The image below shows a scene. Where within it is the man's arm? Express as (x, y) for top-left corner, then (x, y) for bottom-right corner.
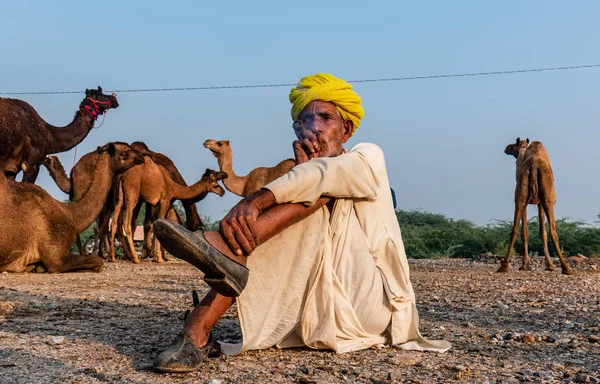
(264, 142), (385, 206)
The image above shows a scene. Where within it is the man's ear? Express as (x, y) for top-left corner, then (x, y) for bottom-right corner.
(342, 120), (354, 142)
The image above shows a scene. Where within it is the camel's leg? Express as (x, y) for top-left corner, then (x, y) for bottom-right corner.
(542, 202), (574, 275)
(75, 235), (85, 256)
(126, 201), (142, 260)
(519, 212), (531, 271)
(21, 164), (40, 184)
(109, 199), (124, 263)
(538, 204), (554, 271)
(44, 253), (104, 273)
(142, 202), (153, 259)
(498, 203), (526, 273)
(96, 207), (112, 258)
(152, 202), (170, 263)
(122, 199), (141, 264)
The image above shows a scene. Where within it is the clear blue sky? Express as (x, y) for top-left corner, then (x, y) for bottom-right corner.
(2, 1), (599, 225)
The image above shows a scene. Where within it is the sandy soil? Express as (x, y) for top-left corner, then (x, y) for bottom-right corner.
(1, 257), (599, 384)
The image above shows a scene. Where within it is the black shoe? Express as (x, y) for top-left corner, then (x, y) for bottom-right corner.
(153, 333), (217, 373)
(153, 219), (249, 297)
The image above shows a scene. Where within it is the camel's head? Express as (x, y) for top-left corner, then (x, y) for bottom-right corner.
(42, 155), (64, 173)
(504, 137), (530, 159)
(83, 86), (119, 113)
(130, 141), (153, 157)
(202, 168), (228, 197)
(203, 139), (230, 158)
(97, 142), (145, 174)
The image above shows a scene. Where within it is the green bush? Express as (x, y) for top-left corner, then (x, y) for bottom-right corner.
(397, 209), (600, 259)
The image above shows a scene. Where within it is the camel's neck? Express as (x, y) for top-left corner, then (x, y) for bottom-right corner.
(47, 110), (94, 154)
(169, 176), (214, 201)
(217, 150), (247, 195)
(44, 162), (71, 195)
(64, 154), (114, 233)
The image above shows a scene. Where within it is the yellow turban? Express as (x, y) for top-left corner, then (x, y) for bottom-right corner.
(289, 73), (364, 136)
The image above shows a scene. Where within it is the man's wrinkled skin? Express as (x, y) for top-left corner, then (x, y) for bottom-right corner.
(179, 100), (354, 355)
(218, 100), (353, 257)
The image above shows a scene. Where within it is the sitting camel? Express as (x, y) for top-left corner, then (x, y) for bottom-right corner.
(111, 154), (227, 263)
(0, 87), (118, 183)
(42, 155), (130, 258)
(0, 142), (144, 273)
(499, 137), (573, 275)
(203, 139), (295, 197)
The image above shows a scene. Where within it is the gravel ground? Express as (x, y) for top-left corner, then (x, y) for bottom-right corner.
(0, 257), (599, 384)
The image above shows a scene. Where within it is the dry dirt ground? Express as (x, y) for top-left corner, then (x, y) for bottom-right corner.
(1, 257), (599, 384)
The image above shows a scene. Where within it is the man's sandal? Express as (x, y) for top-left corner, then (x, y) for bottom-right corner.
(153, 219), (249, 297)
(153, 332), (219, 373)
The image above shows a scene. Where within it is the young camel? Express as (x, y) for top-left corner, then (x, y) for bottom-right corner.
(203, 139), (295, 197)
(499, 137), (573, 275)
(130, 142), (204, 231)
(111, 155), (227, 263)
(0, 142), (144, 273)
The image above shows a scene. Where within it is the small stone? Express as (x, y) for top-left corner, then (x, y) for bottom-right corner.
(48, 336), (65, 345)
(205, 380), (222, 384)
(588, 335), (600, 343)
(574, 373), (590, 383)
(503, 332), (515, 340)
(564, 359), (585, 365)
(522, 334), (535, 343)
(533, 371), (553, 380)
(297, 376), (316, 384)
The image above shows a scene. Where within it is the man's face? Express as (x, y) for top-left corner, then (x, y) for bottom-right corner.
(294, 100), (353, 158)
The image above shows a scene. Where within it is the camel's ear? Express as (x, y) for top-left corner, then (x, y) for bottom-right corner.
(225, 140), (230, 145)
(107, 143), (116, 156)
(526, 138), (530, 144)
(218, 171), (228, 180)
(86, 89), (92, 97)
(516, 137), (521, 144)
(97, 86), (103, 93)
(96, 146), (103, 154)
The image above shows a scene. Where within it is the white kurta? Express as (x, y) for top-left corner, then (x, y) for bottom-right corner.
(222, 142), (451, 355)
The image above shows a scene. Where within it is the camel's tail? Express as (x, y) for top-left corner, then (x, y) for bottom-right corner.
(528, 165), (539, 204)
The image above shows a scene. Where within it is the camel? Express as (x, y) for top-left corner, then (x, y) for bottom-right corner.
(42, 155), (127, 257)
(0, 142), (144, 273)
(0, 87), (118, 183)
(203, 139), (295, 197)
(130, 141), (204, 231)
(111, 154), (227, 263)
(43, 151), (185, 261)
(498, 137), (573, 275)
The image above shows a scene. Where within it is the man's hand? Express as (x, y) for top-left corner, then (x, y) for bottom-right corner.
(219, 189), (277, 256)
(293, 120), (320, 162)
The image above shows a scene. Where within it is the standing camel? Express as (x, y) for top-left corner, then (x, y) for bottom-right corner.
(203, 139), (295, 197)
(111, 154), (227, 263)
(0, 142), (144, 273)
(0, 87), (118, 183)
(498, 137), (573, 275)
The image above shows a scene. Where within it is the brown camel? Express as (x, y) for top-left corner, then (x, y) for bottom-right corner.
(0, 142), (144, 273)
(43, 152), (184, 261)
(203, 139), (295, 197)
(498, 137), (573, 275)
(0, 87), (118, 183)
(130, 141), (204, 231)
(42, 155), (126, 257)
(111, 154), (227, 263)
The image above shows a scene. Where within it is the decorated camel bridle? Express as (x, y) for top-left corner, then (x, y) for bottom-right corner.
(73, 92), (117, 170)
(79, 93), (116, 129)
